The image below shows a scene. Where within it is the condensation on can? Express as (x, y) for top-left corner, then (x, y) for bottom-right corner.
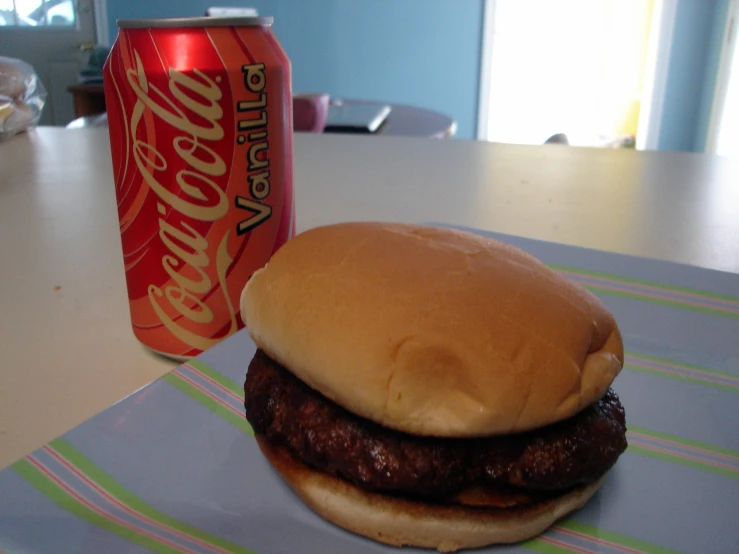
(103, 16), (295, 360)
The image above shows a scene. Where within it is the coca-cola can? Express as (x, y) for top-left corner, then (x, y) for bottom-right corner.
(103, 17), (295, 360)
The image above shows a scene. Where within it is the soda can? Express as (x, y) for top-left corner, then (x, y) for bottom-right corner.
(103, 17), (295, 360)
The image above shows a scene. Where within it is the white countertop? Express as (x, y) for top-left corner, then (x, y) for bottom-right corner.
(1, 127), (738, 469)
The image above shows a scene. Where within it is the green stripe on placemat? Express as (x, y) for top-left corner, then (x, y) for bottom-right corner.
(627, 352), (739, 380)
(163, 372), (254, 435)
(523, 539), (575, 554)
(49, 439), (256, 553)
(626, 424), (739, 480)
(523, 523), (678, 554)
(628, 426), (739, 459)
(556, 520), (681, 554)
(13, 458), (182, 554)
(624, 351), (739, 393)
(550, 264), (739, 303)
(626, 445), (737, 479)
(624, 363), (738, 393)
(549, 264), (739, 319)
(585, 286), (738, 319)
(188, 358), (247, 397)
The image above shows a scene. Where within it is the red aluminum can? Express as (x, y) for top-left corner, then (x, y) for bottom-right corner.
(103, 17), (295, 360)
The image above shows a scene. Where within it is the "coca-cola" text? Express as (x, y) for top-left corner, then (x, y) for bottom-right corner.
(126, 50), (239, 351)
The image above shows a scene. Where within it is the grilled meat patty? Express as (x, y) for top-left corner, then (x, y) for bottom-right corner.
(245, 349), (627, 499)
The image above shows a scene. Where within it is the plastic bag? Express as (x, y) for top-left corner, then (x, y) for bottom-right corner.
(0, 56), (47, 140)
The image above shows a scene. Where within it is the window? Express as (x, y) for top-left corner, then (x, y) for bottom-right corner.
(0, 0), (76, 27)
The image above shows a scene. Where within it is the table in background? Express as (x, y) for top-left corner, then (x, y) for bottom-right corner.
(1, 128), (738, 469)
(66, 83), (106, 118)
(65, 99), (457, 138)
(323, 99), (457, 138)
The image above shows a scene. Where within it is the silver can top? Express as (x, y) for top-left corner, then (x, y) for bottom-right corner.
(117, 16), (273, 29)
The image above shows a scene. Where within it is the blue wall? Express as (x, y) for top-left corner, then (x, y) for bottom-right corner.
(105, 0), (484, 139)
(693, 0), (731, 152)
(658, 0), (730, 152)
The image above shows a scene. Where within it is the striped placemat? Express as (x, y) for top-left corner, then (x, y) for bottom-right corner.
(1, 226), (737, 553)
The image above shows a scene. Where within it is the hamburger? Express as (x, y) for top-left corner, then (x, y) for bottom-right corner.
(240, 222), (626, 552)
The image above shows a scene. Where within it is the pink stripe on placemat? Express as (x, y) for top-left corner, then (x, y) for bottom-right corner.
(174, 371), (243, 417)
(568, 279), (739, 316)
(555, 526), (651, 553)
(43, 446), (236, 554)
(540, 535), (594, 553)
(561, 270), (739, 307)
(27, 456), (199, 554)
(183, 363), (244, 403)
(627, 432), (739, 464)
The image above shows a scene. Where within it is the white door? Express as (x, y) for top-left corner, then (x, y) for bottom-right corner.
(0, 0), (96, 125)
(706, 0), (739, 157)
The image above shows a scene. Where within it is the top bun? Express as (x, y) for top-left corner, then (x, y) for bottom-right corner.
(241, 222), (623, 437)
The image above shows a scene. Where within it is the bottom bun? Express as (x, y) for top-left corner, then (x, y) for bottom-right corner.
(256, 436), (605, 552)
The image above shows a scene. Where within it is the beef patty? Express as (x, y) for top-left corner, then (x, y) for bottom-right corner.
(245, 349), (627, 499)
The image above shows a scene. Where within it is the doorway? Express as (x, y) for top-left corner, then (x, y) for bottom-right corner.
(478, 0), (656, 147)
(706, 0), (739, 157)
(0, 0), (97, 125)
